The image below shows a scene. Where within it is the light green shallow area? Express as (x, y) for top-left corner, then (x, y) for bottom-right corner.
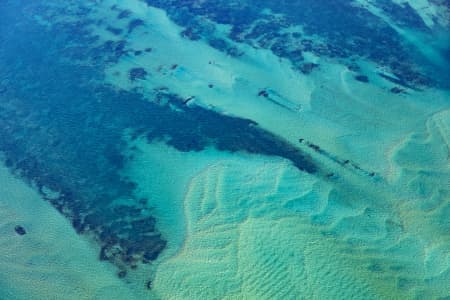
(0, 163), (145, 300)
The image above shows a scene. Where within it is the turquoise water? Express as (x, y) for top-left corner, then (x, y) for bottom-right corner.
(0, 0), (449, 299)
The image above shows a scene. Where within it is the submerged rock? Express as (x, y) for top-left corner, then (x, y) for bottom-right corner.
(14, 225), (27, 235)
(258, 90), (269, 97)
(117, 270), (127, 278)
(390, 86), (405, 94)
(355, 75), (369, 83)
(128, 19), (144, 33)
(146, 280), (152, 290)
(299, 62), (319, 74)
(106, 26), (122, 35)
(117, 10), (131, 20)
(129, 68), (148, 81)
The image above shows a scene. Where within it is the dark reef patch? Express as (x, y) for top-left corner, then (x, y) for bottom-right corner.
(0, 0), (316, 274)
(117, 270), (127, 278)
(129, 67), (148, 81)
(106, 26), (122, 35)
(14, 225), (27, 236)
(146, 280), (152, 290)
(128, 18), (144, 33)
(117, 9), (131, 19)
(299, 62), (319, 74)
(378, 72), (416, 90)
(93, 39), (128, 63)
(299, 138), (377, 179)
(390, 87), (405, 94)
(355, 75), (369, 83)
(258, 90), (269, 97)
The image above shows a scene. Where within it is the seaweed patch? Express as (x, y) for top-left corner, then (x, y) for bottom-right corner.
(129, 67), (148, 81)
(128, 18), (144, 33)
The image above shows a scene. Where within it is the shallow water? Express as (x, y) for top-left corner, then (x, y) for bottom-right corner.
(0, 0), (449, 299)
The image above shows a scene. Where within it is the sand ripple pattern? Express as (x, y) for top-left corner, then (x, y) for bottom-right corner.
(152, 159), (409, 299)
